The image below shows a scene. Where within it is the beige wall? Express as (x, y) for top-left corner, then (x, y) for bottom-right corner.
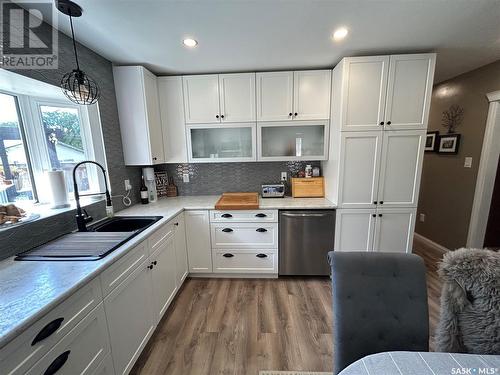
(416, 60), (500, 250)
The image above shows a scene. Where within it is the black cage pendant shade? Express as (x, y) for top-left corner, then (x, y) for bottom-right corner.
(57, 0), (100, 105)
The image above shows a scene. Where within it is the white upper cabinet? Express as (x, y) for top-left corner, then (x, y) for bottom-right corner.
(183, 73), (256, 124)
(183, 74), (220, 123)
(373, 208), (416, 253)
(340, 56), (389, 131)
(338, 131), (382, 208)
(293, 70), (331, 120)
(219, 73), (256, 122)
(113, 65), (165, 165)
(384, 54), (436, 130)
(158, 76), (188, 163)
(377, 130), (425, 207)
(257, 70), (331, 122)
(256, 71), (294, 121)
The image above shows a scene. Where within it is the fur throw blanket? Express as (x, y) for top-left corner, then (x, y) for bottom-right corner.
(436, 248), (500, 354)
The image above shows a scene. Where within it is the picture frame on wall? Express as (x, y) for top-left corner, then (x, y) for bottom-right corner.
(425, 131), (439, 152)
(438, 134), (461, 154)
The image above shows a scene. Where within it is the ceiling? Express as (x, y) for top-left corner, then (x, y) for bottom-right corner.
(46, 0), (500, 83)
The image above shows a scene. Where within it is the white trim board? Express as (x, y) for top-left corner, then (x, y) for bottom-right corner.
(413, 232), (449, 254)
(467, 90), (500, 248)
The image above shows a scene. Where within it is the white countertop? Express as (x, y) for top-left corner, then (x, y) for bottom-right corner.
(0, 195), (335, 348)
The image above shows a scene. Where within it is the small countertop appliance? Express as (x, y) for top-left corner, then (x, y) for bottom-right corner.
(261, 183), (285, 198)
(142, 167), (158, 203)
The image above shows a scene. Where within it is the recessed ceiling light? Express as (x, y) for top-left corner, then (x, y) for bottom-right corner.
(183, 38), (198, 48)
(333, 27), (348, 41)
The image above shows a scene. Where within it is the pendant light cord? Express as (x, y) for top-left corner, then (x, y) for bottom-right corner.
(68, 12), (80, 71)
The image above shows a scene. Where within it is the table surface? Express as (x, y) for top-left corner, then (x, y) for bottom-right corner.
(339, 351), (500, 375)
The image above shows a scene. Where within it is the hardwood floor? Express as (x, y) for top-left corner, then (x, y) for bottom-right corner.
(132, 247), (444, 375)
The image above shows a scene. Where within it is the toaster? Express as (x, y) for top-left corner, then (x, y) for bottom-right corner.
(261, 183), (285, 198)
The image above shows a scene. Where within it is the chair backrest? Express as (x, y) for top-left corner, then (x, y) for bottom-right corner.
(436, 247), (500, 354)
(328, 251), (429, 374)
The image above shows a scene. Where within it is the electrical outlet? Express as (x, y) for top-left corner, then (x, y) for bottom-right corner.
(419, 213), (426, 222)
(183, 173), (190, 183)
(124, 179), (132, 191)
(281, 172), (287, 181)
(464, 157), (473, 168)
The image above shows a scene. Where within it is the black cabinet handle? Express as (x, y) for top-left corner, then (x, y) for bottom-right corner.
(386, 121), (391, 125)
(255, 213), (267, 218)
(379, 201), (384, 204)
(222, 228), (233, 233)
(32, 318), (64, 346)
(379, 214), (383, 217)
(174, 222), (179, 226)
(147, 264), (153, 270)
(153, 157), (157, 161)
(223, 253), (234, 258)
(294, 112), (298, 116)
(216, 115), (219, 119)
(43, 350), (70, 375)
(379, 121), (384, 126)
(373, 201), (378, 205)
(372, 214), (376, 217)
(221, 115), (225, 119)
(289, 112), (293, 116)
(221, 213), (232, 218)
(152, 261), (157, 265)
(256, 253), (267, 258)
(256, 228), (267, 233)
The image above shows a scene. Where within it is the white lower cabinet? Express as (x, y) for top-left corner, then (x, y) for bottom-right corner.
(173, 214), (189, 286)
(150, 233), (177, 322)
(335, 208), (416, 253)
(185, 210), (213, 273)
(91, 354), (115, 375)
(103, 259), (155, 375)
(26, 304), (110, 375)
(212, 250), (277, 273)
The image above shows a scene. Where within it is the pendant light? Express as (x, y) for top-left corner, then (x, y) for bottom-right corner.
(57, 0), (100, 105)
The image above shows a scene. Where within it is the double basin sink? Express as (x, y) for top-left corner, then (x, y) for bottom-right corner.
(15, 216), (163, 261)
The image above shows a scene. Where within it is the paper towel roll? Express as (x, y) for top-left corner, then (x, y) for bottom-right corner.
(47, 170), (70, 209)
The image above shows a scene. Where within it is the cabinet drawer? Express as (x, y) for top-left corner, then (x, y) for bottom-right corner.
(210, 210), (278, 223)
(213, 250), (277, 273)
(148, 220), (175, 251)
(0, 278), (102, 375)
(100, 241), (148, 297)
(26, 303), (110, 375)
(211, 223), (278, 248)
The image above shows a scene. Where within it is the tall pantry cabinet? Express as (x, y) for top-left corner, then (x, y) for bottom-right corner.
(326, 53), (436, 253)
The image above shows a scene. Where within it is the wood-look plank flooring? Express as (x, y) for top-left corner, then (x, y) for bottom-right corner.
(132, 247), (443, 375)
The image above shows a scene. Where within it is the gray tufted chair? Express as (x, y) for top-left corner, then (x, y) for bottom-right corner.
(328, 251), (429, 375)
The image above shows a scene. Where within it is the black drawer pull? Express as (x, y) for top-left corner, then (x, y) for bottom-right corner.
(32, 317), (64, 346)
(256, 254), (267, 258)
(43, 350), (70, 375)
(223, 253), (234, 258)
(255, 213), (267, 218)
(256, 228), (267, 232)
(222, 228), (233, 233)
(221, 214), (232, 218)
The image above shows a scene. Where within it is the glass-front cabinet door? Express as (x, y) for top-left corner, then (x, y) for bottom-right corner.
(187, 123), (256, 162)
(258, 121), (329, 161)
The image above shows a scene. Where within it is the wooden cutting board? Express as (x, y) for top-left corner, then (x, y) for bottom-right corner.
(215, 192), (259, 210)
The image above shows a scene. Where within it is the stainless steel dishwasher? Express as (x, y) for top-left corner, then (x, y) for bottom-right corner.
(279, 210), (335, 276)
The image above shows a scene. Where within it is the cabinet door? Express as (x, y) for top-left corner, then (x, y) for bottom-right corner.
(373, 208), (416, 253)
(185, 210), (212, 273)
(187, 123), (256, 162)
(384, 54), (435, 130)
(104, 260), (155, 375)
(173, 214), (189, 286)
(219, 73), (256, 122)
(256, 71), (294, 121)
(338, 131), (382, 208)
(183, 75), (220, 123)
(335, 209), (376, 251)
(151, 234), (177, 322)
(377, 130), (425, 207)
(158, 76), (188, 163)
(143, 70), (165, 164)
(341, 56), (389, 131)
(293, 70), (331, 120)
(258, 121), (328, 161)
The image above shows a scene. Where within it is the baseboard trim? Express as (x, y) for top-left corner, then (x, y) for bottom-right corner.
(413, 233), (449, 254)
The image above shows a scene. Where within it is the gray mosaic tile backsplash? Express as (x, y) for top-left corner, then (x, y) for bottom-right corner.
(156, 161), (321, 196)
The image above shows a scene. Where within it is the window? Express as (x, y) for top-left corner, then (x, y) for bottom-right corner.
(0, 92), (36, 205)
(0, 72), (106, 208)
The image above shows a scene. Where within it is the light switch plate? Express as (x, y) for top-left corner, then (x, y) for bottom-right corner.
(464, 157), (473, 168)
(419, 213), (426, 222)
(281, 172), (287, 181)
